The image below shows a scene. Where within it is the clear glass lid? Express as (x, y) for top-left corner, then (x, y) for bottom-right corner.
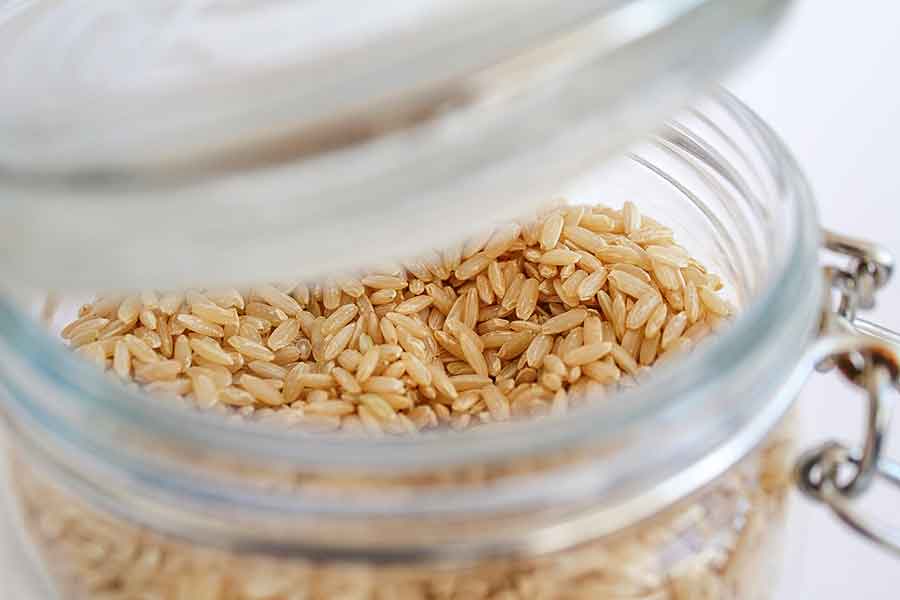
(0, 0), (791, 288)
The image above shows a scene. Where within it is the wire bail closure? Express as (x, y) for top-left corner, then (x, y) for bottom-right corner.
(796, 229), (900, 556)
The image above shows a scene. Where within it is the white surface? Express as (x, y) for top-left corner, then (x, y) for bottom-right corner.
(729, 0), (900, 597)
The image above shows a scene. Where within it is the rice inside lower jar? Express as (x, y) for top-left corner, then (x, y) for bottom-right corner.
(8, 199), (796, 600)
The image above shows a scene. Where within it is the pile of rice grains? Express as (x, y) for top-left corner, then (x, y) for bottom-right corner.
(62, 202), (732, 435)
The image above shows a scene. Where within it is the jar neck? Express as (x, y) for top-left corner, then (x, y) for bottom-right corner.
(0, 93), (822, 561)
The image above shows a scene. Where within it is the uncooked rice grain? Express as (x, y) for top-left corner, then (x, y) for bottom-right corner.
(661, 312), (689, 350)
(563, 342), (613, 367)
(698, 285), (732, 317)
(227, 336), (276, 362)
(247, 360), (289, 380)
(483, 224), (521, 258)
(134, 360), (182, 383)
(362, 376), (405, 395)
(125, 334), (160, 363)
(176, 313), (225, 337)
(191, 302), (239, 327)
(540, 213), (565, 250)
(239, 375), (284, 407)
(116, 295), (141, 325)
(538, 248), (581, 266)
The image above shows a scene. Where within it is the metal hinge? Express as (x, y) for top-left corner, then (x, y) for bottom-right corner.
(795, 229), (900, 555)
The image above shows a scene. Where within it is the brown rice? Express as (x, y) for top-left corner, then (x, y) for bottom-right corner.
(30, 201), (765, 600)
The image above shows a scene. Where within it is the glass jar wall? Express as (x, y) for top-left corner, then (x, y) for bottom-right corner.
(0, 93), (821, 599)
(7, 426), (794, 600)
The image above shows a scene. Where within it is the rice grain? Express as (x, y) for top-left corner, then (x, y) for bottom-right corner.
(540, 213), (565, 250)
(538, 249), (582, 266)
(135, 360), (182, 383)
(268, 319), (301, 351)
(563, 342), (613, 367)
(189, 337), (234, 366)
(661, 312), (689, 350)
(176, 314), (224, 338)
(541, 309), (588, 335)
(698, 287), (731, 317)
(227, 336), (276, 362)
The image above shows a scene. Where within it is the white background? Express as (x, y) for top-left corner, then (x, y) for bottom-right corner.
(729, 0), (900, 597)
(3, 0), (900, 597)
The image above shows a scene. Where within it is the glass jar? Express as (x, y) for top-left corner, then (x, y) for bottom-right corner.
(2, 2), (899, 600)
(0, 93), (828, 599)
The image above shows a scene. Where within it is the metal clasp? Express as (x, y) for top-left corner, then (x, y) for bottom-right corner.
(823, 229), (894, 318)
(796, 229), (900, 555)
